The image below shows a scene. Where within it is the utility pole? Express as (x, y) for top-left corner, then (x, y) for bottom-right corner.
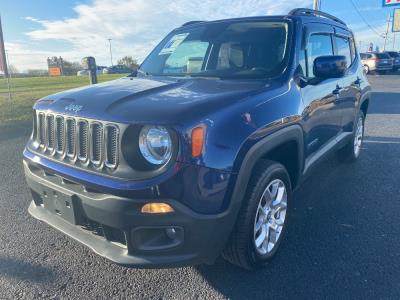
(0, 15), (11, 100)
(383, 12), (391, 51)
(5, 50), (11, 78)
(5, 51), (11, 100)
(107, 38), (113, 66)
(313, 0), (319, 11)
(393, 32), (396, 50)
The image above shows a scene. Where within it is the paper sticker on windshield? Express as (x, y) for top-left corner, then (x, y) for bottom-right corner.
(159, 33), (189, 55)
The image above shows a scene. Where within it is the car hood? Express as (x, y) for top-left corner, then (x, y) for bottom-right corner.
(34, 76), (279, 124)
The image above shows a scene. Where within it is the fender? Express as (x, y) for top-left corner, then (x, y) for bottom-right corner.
(227, 125), (304, 216)
(354, 89), (371, 133)
(359, 90), (371, 112)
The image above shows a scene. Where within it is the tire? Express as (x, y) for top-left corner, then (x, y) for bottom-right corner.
(338, 111), (365, 163)
(222, 160), (292, 270)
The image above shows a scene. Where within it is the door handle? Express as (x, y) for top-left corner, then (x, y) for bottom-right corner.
(354, 77), (362, 85)
(333, 84), (343, 95)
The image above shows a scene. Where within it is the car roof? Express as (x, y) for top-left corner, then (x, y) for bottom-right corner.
(179, 8), (349, 31)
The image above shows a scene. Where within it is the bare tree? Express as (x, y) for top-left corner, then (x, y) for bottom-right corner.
(117, 56), (139, 69)
(26, 69), (48, 77)
(62, 60), (81, 75)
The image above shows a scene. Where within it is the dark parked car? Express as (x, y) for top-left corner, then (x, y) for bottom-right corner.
(103, 64), (134, 74)
(24, 8), (371, 270)
(383, 51), (400, 70)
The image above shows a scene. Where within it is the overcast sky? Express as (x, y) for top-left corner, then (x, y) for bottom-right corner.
(2, 0), (398, 72)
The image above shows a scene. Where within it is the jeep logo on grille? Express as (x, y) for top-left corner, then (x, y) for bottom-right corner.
(64, 104), (83, 113)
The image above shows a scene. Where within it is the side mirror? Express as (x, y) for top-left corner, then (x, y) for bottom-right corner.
(313, 55), (347, 79)
(129, 69), (138, 77)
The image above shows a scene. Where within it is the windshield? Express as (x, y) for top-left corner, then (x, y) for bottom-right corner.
(139, 21), (290, 79)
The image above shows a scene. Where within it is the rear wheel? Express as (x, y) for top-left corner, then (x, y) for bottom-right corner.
(338, 111), (365, 162)
(222, 160), (291, 270)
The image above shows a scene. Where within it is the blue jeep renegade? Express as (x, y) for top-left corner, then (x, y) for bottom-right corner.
(23, 8), (371, 269)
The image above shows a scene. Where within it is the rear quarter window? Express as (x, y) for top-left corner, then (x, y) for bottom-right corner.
(335, 36), (352, 67)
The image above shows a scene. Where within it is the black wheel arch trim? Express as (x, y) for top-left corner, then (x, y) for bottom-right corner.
(355, 90), (371, 132)
(228, 125), (304, 216)
(359, 91), (371, 112)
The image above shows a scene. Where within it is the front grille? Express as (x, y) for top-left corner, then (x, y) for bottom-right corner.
(80, 216), (127, 248)
(55, 116), (65, 154)
(46, 115), (55, 151)
(38, 113), (46, 147)
(78, 121), (89, 162)
(105, 126), (119, 168)
(66, 119), (76, 158)
(33, 111), (120, 170)
(91, 123), (103, 166)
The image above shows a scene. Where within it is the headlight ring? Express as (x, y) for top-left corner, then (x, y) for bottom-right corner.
(139, 126), (173, 165)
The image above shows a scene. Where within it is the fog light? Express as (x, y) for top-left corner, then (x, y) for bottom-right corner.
(141, 203), (174, 214)
(165, 227), (177, 239)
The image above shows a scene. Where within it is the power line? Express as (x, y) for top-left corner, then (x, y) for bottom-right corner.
(349, 0), (386, 39)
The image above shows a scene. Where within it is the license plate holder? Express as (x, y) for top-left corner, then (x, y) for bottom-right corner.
(42, 188), (78, 225)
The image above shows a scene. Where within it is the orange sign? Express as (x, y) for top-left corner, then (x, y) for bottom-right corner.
(48, 67), (61, 76)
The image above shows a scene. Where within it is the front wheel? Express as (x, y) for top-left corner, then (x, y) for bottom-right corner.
(338, 111), (365, 162)
(222, 160), (291, 270)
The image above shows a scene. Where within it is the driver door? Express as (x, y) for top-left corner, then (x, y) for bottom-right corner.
(300, 24), (343, 160)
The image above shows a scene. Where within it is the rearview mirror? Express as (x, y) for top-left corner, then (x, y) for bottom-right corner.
(313, 55), (347, 79)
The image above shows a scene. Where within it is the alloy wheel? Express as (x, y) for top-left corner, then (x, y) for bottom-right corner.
(354, 115), (364, 157)
(253, 179), (287, 255)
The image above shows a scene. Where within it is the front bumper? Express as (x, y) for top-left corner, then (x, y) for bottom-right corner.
(24, 159), (236, 267)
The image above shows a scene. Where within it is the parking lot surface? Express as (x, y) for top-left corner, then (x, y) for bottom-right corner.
(0, 75), (399, 299)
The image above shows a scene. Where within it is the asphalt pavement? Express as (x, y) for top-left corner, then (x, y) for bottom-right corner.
(0, 74), (400, 299)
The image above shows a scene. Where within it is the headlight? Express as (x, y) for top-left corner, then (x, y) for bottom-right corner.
(139, 126), (172, 165)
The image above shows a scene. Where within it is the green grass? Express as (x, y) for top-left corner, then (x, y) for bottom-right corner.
(0, 74), (127, 124)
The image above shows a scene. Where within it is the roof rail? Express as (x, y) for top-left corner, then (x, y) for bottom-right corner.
(181, 21), (205, 27)
(289, 8), (347, 26)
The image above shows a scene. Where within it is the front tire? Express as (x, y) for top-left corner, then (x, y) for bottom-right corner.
(222, 160), (291, 270)
(338, 111), (365, 162)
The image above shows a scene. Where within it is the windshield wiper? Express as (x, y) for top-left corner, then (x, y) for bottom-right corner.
(187, 73), (221, 79)
(136, 69), (150, 77)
